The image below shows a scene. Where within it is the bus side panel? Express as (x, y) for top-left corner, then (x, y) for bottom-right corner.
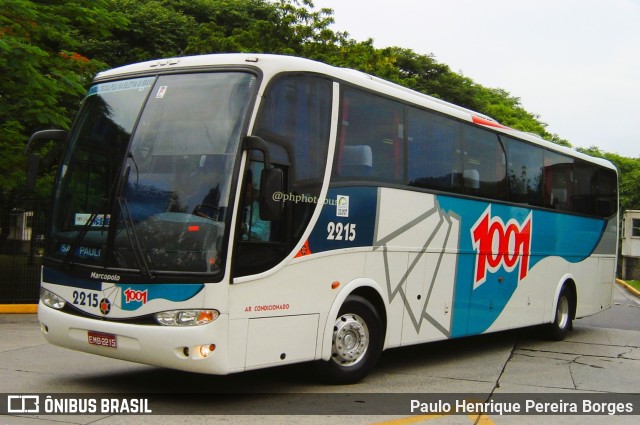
(294, 185), (614, 353)
(574, 216), (618, 318)
(363, 250), (408, 349)
(229, 252), (368, 370)
(367, 188), (460, 346)
(437, 195), (613, 337)
(245, 314), (319, 370)
(573, 257), (616, 319)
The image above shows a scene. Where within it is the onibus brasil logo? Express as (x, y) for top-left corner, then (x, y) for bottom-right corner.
(471, 206), (532, 289)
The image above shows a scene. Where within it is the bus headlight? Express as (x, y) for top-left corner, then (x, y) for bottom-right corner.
(40, 288), (66, 310)
(154, 309), (219, 326)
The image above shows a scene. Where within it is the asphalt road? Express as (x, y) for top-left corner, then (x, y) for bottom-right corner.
(576, 283), (640, 330)
(0, 284), (639, 425)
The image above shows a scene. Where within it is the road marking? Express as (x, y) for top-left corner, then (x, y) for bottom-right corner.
(369, 415), (448, 425)
(370, 413), (496, 425)
(475, 414), (497, 425)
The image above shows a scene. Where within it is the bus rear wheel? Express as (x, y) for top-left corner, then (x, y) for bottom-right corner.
(546, 287), (573, 341)
(317, 295), (383, 384)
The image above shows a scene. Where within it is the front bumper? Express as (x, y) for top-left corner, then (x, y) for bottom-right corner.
(38, 303), (231, 374)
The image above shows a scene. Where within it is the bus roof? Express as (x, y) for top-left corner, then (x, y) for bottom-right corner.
(95, 53), (616, 171)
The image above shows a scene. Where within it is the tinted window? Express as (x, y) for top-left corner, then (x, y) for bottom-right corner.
(255, 76), (332, 182)
(333, 88), (404, 182)
(543, 151), (573, 212)
(241, 75), (332, 276)
(462, 125), (507, 200)
(573, 159), (617, 217)
(407, 108), (462, 192)
(504, 136), (544, 206)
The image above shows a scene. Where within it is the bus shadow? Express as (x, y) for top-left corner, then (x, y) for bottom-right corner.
(66, 326), (547, 395)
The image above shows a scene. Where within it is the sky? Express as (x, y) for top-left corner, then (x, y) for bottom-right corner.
(311, 0), (640, 158)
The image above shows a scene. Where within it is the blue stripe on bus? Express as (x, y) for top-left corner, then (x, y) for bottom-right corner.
(299, 187), (608, 338)
(306, 186), (377, 253)
(436, 196), (607, 336)
(43, 268), (204, 311)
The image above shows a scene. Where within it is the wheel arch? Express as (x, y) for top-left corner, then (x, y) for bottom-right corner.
(319, 278), (387, 361)
(551, 274), (577, 323)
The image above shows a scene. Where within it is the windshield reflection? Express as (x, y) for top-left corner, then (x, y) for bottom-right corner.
(49, 72), (257, 277)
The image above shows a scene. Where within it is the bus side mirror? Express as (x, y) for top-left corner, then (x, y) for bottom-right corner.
(25, 129), (68, 191)
(259, 167), (283, 221)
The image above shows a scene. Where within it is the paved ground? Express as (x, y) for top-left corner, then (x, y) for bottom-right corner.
(0, 284), (639, 424)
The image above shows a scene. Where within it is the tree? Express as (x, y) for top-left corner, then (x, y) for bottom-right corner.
(85, 0), (194, 67)
(0, 0), (126, 194)
(182, 0), (346, 57)
(2, 0), (637, 209)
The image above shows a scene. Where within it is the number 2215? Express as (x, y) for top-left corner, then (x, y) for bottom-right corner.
(327, 222), (356, 241)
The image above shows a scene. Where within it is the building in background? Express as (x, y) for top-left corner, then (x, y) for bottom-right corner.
(621, 210), (640, 280)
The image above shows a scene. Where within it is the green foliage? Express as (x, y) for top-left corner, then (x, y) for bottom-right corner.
(1, 0), (638, 210)
(184, 0), (283, 54)
(86, 0), (194, 66)
(0, 0), (125, 195)
(181, 0), (348, 57)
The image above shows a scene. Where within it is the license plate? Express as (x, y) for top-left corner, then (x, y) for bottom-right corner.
(88, 331), (117, 348)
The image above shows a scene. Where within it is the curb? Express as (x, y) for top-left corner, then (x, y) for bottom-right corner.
(616, 278), (640, 297)
(0, 304), (38, 314)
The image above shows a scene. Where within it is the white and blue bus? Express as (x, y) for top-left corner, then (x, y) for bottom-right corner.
(33, 54), (618, 383)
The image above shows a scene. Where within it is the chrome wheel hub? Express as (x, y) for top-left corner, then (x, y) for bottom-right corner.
(557, 296), (569, 329)
(331, 313), (369, 367)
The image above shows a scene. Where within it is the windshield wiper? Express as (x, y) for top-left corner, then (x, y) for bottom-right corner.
(62, 148), (133, 269)
(117, 189), (153, 280)
(62, 153), (148, 278)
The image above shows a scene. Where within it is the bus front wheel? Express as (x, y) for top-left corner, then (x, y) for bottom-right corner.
(546, 287), (573, 341)
(317, 295), (383, 384)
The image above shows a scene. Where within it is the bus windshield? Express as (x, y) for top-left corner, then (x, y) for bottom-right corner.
(49, 72), (257, 277)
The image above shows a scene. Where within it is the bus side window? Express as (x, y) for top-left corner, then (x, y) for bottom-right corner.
(543, 151), (573, 212)
(334, 88), (404, 183)
(341, 145), (373, 177)
(462, 125), (507, 200)
(573, 160), (618, 217)
(240, 163), (272, 242)
(407, 108), (462, 193)
(503, 136), (544, 206)
(233, 161), (288, 277)
(238, 74), (331, 277)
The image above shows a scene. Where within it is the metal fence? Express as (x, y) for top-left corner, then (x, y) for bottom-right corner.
(0, 193), (48, 304)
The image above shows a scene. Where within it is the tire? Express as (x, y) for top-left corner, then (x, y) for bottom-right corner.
(546, 287), (573, 341)
(316, 295), (383, 384)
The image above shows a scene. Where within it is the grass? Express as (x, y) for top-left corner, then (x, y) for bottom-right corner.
(625, 280), (640, 292)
